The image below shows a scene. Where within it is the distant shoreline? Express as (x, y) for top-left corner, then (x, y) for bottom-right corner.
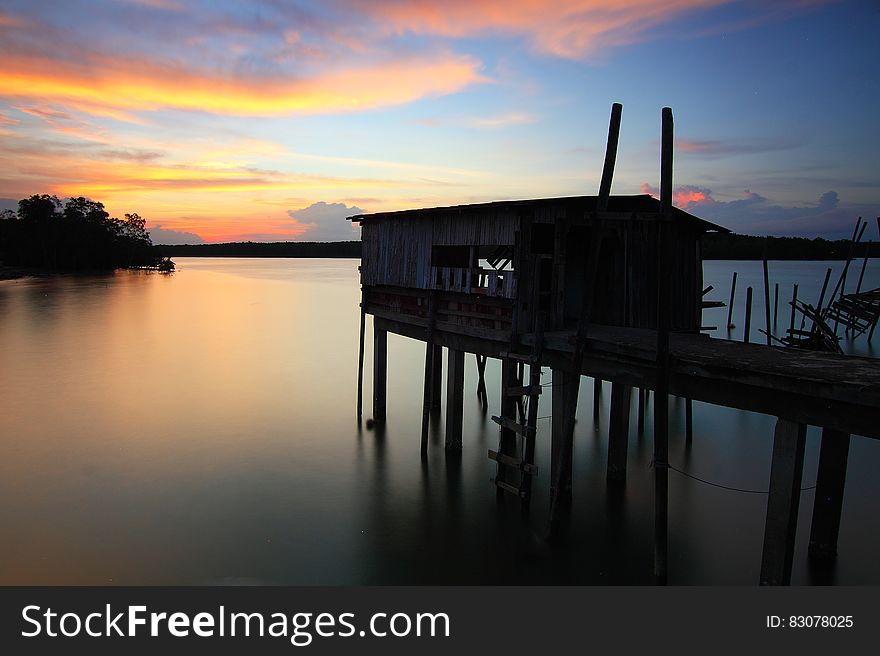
(156, 235), (877, 261)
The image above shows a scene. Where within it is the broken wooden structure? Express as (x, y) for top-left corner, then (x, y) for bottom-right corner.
(351, 104), (880, 586)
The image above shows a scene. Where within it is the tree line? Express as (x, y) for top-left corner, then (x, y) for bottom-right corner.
(0, 194), (172, 272)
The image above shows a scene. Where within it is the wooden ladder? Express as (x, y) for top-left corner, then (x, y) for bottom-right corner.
(489, 312), (545, 503)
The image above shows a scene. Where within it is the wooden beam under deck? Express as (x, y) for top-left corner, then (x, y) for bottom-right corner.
(370, 308), (880, 439)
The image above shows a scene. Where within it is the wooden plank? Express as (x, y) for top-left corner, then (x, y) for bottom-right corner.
(505, 385), (542, 397)
(760, 419), (807, 586)
(550, 368), (575, 506)
(494, 478), (524, 498)
(597, 102), (623, 210)
(491, 415), (536, 437)
(488, 450), (538, 475)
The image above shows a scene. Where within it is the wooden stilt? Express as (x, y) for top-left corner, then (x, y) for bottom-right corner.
(760, 418), (807, 585)
(685, 398), (693, 443)
(431, 344), (443, 410)
(654, 106), (674, 585)
(420, 293), (438, 456)
(788, 284), (798, 338)
(607, 384), (632, 482)
(357, 297), (366, 421)
(808, 428), (850, 561)
(372, 326), (387, 422)
(593, 378), (602, 420)
(773, 282), (779, 329)
(637, 388), (646, 433)
(763, 258), (772, 346)
(445, 348), (465, 451)
(727, 271), (737, 329)
(744, 287), (753, 343)
(551, 368), (575, 506)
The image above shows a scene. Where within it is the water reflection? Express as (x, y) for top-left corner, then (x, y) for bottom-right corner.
(0, 258), (877, 584)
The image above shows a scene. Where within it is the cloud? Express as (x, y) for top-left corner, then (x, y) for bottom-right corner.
(675, 137), (802, 157)
(418, 111), (537, 129)
(0, 197), (18, 212)
(286, 201), (364, 241)
(0, 40), (485, 117)
(640, 182), (875, 238)
(351, 0), (732, 58)
(148, 224), (205, 245)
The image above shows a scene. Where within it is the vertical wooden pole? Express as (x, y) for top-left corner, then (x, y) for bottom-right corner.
(763, 258), (772, 346)
(808, 429), (850, 561)
(788, 284), (798, 339)
(496, 359), (519, 494)
(593, 377), (602, 420)
(597, 103), (623, 210)
(357, 297), (366, 421)
(685, 398), (693, 443)
(420, 293), (438, 456)
(445, 349), (465, 451)
(607, 384), (632, 482)
(431, 344), (443, 410)
(637, 387), (646, 433)
(726, 271), (737, 329)
(760, 418), (807, 586)
(551, 368), (575, 506)
(743, 286), (753, 343)
(773, 282), (779, 329)
(372, 326), (387, 422)
(654, 106), (673, 585)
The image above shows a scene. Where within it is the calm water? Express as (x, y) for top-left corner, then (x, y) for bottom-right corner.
(1, 257), (878, 585)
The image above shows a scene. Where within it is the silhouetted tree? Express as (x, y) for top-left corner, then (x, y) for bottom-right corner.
(0, 193), (168, 272)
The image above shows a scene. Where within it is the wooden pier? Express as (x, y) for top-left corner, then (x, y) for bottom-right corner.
(350, 105), (879, 585)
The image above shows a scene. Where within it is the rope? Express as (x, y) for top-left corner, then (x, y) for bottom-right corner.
(667, 463), (816, 494)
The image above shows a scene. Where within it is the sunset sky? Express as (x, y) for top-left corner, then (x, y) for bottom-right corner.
(0, 0), (877, 243)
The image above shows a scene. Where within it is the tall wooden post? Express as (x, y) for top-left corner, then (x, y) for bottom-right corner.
(808, 428), (850, 560)
(431, 344), (444, 410)
(593, 378), (603, 420)
(551, 369), (575, 506)
(685, 398), (693, 443)
(496, 359), (519, 494)
(607, 384), (632, 482)
(726, 271), (737, 329)
(420, 293), (438, 456)
(372, 325), (387, 422)
(760, 418), (807, 585)
(597, 103), (623, 211)
(445, 349), (465, 451)
(637, 388), (646, 433)
(763, 258), (772, 346)
(653, 106), (674, 584)
(743, 287), (753, 343)
(773, 282), (779, 329)
(357, 297), (366, 421)
(788, 284), (798, 339)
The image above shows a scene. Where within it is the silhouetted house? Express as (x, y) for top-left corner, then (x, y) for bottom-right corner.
(351, 194), (728, 339)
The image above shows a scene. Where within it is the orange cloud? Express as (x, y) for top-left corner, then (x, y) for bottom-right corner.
(355, 0), (727, 58)
(0, 50), (485, 117)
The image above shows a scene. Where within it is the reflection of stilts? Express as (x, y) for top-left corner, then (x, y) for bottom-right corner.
(475, 354), (488, 409)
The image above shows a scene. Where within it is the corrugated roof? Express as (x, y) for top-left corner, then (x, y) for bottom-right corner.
(348, 194), (729, 233)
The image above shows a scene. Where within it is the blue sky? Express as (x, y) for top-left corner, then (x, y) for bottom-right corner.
(0, 0), (877, 242)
